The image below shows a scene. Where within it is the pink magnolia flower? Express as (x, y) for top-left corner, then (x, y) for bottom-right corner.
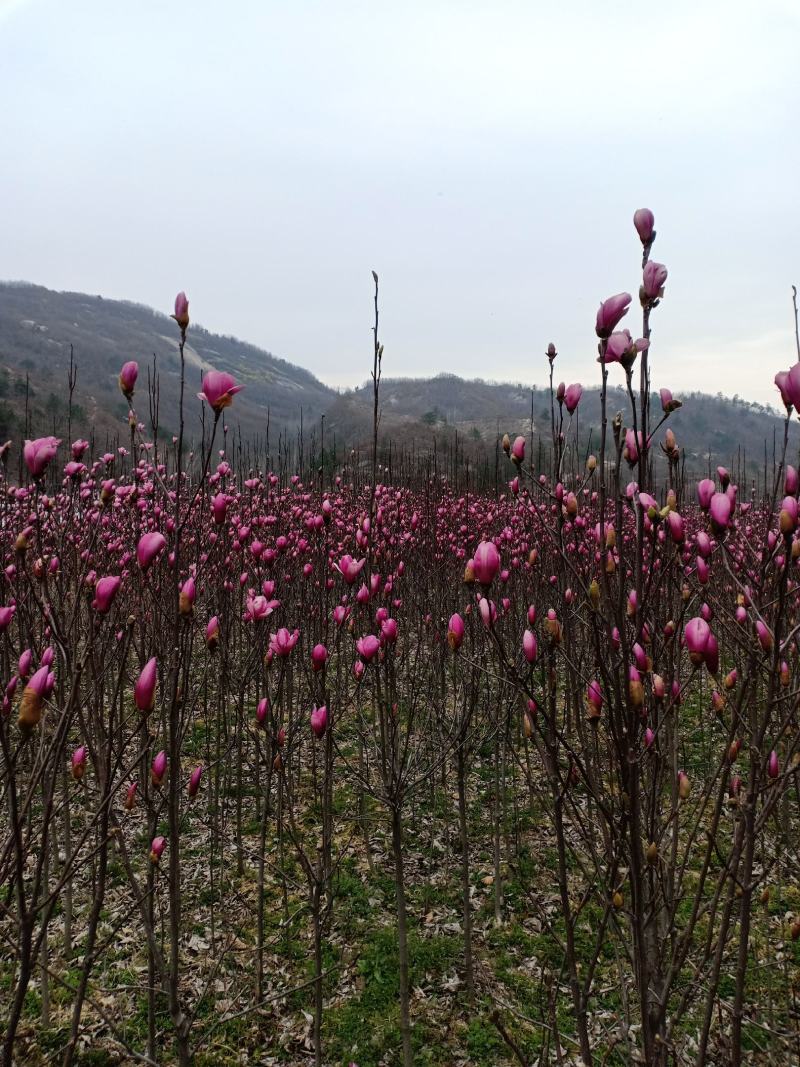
(151, 750), (167, 786)
(212, 493), (228, 525)
(473, 540), (500, 586)
(311, 643), (328, 670)
(660, 388), (681, 413)
(604, 330), (632, 363)
(92, 575), (121, 614)
(245, 595), (279, 622)
(179, 577), (196, 615)
(780, 496), (798, 534)
(356, 634), (380, 662)
(603, 330), (649, 365)
(638, 492), (658, 516)
(172, 291), (189, 329)
(523, 630), (538, 664)
(256, 697), (269, 728)
(624, 428), (645, 466)
(270, 627), (300, 657)
(785, 363), (800, 409)
(118, 361), (138, 400)
(206, 615), (220, 650)
(150, 835), (167, 863)
(18, 649), (32, 679)
(755, 620), (773, 652)
(137, 532), (166, 570)
(198, 371), (243, 413)
(586, 681), (603, 717)
(24, 436), (61, 479)
(337, 554), (366, 585)
(696, 479), (715, 510)
(310, 704), (328, 738)
(684, 617), (711, 665)
(633, 208), (655, 244)
(709, 492), (732, 533)
(511, 435), (525, 462)
(596, 292), (632, 338)
(0, 605), (16, 631)
(564, 383), (583, 414)
(447, 613), (464, 651)
(667, 511), (684, 543)
(775, 370), (792, 410)
(18, 664), (50, 731)
(188, 765), (203, 797)
(71, 439), (89, 460)
(642, 261), (668, 300)
(135, 657), (158, 712)
(71, 746), (87, 780)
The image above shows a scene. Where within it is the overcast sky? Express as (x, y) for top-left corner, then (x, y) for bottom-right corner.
(1, 0), (798, 406)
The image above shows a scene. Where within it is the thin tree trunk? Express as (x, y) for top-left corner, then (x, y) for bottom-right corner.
(392, 804), (413, 1067)
(457, 746), (474, 1001)
(312, 882), (324, 1067)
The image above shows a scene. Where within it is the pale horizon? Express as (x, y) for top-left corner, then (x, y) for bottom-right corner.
(1, 0), (799, 408)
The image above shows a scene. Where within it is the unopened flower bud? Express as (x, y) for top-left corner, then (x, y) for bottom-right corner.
(678, 770), (691, 800)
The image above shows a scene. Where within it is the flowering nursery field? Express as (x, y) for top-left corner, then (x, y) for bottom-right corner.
(1, 214), (800, 1067)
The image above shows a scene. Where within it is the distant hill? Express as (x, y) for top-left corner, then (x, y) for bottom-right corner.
(324, 373), (799, 483)
(0, 282), (335, 449)
(0, 282), (795, 481)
